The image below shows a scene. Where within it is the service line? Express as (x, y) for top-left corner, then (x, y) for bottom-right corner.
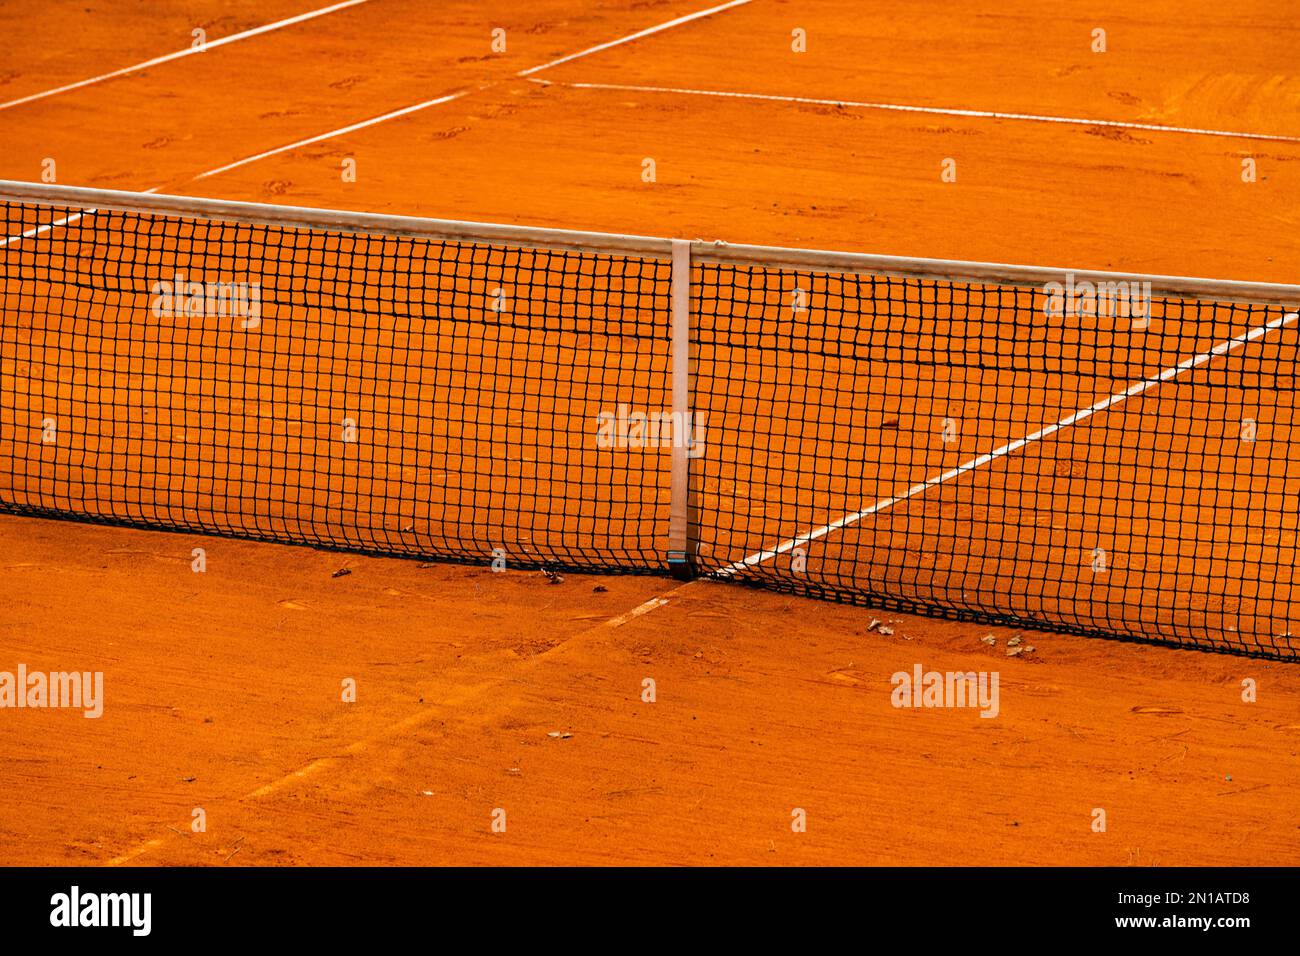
(531, 78), (1300, 144)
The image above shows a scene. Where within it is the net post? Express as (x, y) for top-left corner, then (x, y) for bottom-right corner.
(667, 239), (694, 580)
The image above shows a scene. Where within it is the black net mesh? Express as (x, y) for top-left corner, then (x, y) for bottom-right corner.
(691, 263), (1300, 659)
(2, 198), (1297, 659)
(0, 202), (672, 571)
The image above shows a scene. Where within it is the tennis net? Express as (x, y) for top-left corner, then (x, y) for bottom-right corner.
(2, 180), (1298, 660)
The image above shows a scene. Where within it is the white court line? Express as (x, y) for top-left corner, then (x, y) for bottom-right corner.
(236, 590), (672, 801)
(719, 309), (1300, 576)
(532, 79), (1300, 144)
(0, 187), (159, 248)
(0, 0), (372, 112)
(109, 587), (680, 863)
(190, 0), (754, 180)
(518, 0), (753, 77)
(0, 210), (90, 247)
(192, 91), (474, 179)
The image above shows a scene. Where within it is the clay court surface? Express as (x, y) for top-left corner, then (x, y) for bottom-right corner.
(2, 0), (1299, 866)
